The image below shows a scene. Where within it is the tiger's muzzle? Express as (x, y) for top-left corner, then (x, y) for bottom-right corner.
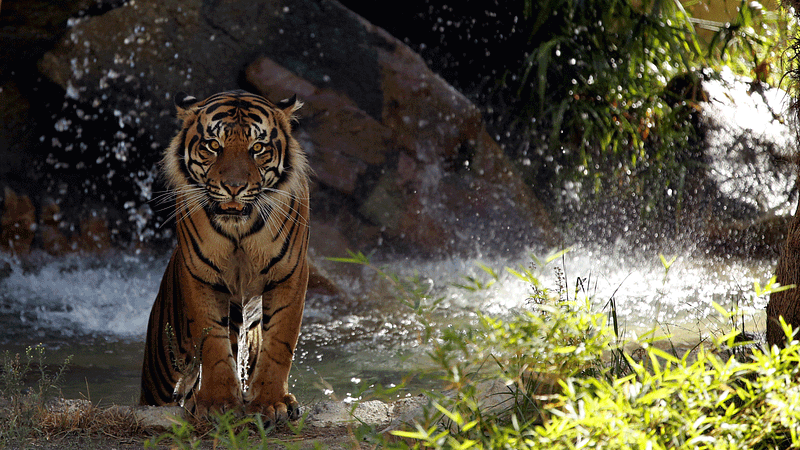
(213, 201), (254, 218)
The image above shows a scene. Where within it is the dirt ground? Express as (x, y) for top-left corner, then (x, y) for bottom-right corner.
(0, 396), (425, 449)
(13, 426), (366, 449)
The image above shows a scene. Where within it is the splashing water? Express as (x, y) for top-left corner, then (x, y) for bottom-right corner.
(0, 253), (158, 340)
(0, 244), (776, 403)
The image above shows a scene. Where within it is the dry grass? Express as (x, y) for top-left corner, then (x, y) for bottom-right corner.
(40, 399), (145, 439)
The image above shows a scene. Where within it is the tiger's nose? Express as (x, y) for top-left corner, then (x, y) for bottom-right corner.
(222, 180), (246, 197)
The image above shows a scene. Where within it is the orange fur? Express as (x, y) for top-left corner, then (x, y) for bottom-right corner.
(140, 91), (310, 423)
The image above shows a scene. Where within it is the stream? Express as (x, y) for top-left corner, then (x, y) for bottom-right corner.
(0, 242), (776, 405)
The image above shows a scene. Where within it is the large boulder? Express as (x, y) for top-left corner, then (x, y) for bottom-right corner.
(0, 0), (96, 192)
(33, 0), (555, 256)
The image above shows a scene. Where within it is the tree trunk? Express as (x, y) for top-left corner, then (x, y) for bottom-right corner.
(767, 197), (800, 348)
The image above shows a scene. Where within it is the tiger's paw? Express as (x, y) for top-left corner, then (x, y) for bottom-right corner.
(187, 391), (245, 419)
(246, 394), (301, 428)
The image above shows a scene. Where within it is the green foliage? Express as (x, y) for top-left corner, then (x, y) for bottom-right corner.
(705, 0), (796, 86)
(145, 413), (201, 450)
(534, 323), (800, 449)
(341, 252), (800, 449)
(0, 345), (72, 445)
(145, 410), (314, 449)
(508, 0), (704, 200)
(452, 264), (499, 292)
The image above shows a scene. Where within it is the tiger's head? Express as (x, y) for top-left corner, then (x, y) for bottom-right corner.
(163, 90), (309, 234)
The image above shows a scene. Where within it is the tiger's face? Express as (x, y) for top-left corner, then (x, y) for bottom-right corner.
(163, 90), (306, 233)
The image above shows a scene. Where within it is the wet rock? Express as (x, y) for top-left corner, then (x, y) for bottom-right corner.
(307, 259), (346, 300)
(133, 405), (186, 431)
(0, 82), (35, 183)
(1, 187), (37, 254)
(79, 213), (112, 252)
(307, 221), (355, 260)
(39, 199), (71, 255)
(245, 18), (557, 253)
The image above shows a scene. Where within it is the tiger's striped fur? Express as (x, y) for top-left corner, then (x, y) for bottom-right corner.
(140, 90), (310, 422)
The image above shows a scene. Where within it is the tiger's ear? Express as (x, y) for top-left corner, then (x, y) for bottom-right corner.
(174, 92), (200, 119)
(277, 94), (303, 119)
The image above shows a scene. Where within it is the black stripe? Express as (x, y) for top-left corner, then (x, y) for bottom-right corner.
(263, 303), (290, 321)
(259, 219), (295, 275)
(187, 158), (206, 177)
(188, 269), (230, 294)
(212, 359), (231, 369)
(204, 102), (226, 115)
(149, 315), (177, 403)
(185, 213), (202, 243)
(178, 224), (203, 276)
(184, 222), (221, 273)
(234, 99), (270, 117)
(279, 339), (294, 356)
(239, 213), (265, 240)
(215, 318), (240, 335)
(186, 134), (199, 153)
(262, 219), (305, 283)
(211, 111), (231, 122)
(263, 168), (282, 189)
(208, 219), (238, 244)
(230, 302), (243, 325)
(270, 196), (295, 243)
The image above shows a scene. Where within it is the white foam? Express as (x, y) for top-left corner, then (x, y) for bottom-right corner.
(0, 253), (160, 337)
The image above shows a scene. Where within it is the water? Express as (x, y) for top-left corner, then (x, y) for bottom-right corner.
(0, 244), (776, 405)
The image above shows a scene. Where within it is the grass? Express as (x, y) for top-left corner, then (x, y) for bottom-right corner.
(334, 251), (800, 449)
(0, 345), (144, 447)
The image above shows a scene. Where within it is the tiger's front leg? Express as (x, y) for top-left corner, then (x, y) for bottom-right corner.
(245, 263), (308, 423)
(185, 294), (244, 416)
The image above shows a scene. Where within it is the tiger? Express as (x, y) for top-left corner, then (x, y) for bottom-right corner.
(140, 90), (310, 424)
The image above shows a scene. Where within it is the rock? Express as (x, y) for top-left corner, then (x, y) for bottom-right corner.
(245, 15), (557, 252)
(132, 405), (186, 431)
(79, 213), (112, 252)
(39, 199), (71, 255)
(0, 0), (101, 197)
(35, 0), (556, 255)
(307, 258), (346, 300)
(0, 261), (11, 280)
(1, 187), (37, 254)
(305, 397), (429, 430)
(0, 82), (35, 183)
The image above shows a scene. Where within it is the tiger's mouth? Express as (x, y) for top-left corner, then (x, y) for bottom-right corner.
(213, 201), (253, 218)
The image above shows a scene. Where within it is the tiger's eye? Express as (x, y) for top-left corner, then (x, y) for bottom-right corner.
(209, 140), (220, 150)
(252, 142), (263, 153)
